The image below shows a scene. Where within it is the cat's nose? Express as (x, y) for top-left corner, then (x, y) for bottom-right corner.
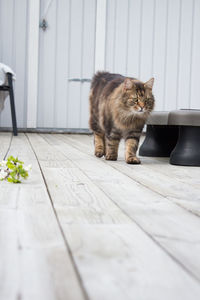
(138, 107), (143, 112)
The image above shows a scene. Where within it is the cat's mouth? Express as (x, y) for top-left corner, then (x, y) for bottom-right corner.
(130, 108), (150, 118)
(132, 107), (146, 113)
(137, 108), (145, 112)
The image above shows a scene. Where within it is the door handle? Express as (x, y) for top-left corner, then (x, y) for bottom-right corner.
(68, 78), (91, 83)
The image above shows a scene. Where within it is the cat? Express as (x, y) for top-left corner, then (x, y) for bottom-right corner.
(89, 71), (155, 164)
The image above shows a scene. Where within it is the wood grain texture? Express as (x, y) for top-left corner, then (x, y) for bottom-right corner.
(0, 133), (85, 300)
(28, 133), (132, 225)
(27, 133), (200, 300)
(2, 132), (200, 300)
(0, 132), (12, 159)
(63, 224), (200, 300)
(67, 134), (200, 214)
(52, 133), (200, 282)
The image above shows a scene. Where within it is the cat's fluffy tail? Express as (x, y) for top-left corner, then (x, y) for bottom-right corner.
(91, 71), (110, 89)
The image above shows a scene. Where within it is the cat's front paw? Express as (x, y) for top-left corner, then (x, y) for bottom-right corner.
(126, 156), (141, 164)
(105, 154), (117, 161)
(95, 150), (104, 158)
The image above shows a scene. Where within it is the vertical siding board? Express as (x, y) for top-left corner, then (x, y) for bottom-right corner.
(67, 0), (83, 128)
(81, 0), (96, 79)
(0, 0), (14, 127)
(0, 0), (2, 59)
(105, 0), (116, 71)
(14, 0), (27, 128)
(54, 0), (70, 128)
(0, 0), (27, 128)
(152, 0), (168, 111)
(37, 0), (45, 127)
(0, 0), (5, 125)
(80, 84), (91, 128)
(177, 0), (193, 109)
(80, 0), (96, 128)
(37, 0), (57, 128)
(79, 0), (85, 129)
(53, 0), (58, 127)
(95, 0), (106, 72)
(138, 0), (143, 79)
(139, 0), (154, 82)
(190, 0), (200, 109)
(162, 0), (169, 111)
(0, 0), (13, 66)
(113, 0), (129, 74)
(126, 0), (141, 78)
(164, 0), (180, 110)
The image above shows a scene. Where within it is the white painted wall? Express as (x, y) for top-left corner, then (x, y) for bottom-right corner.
(105, 0), (199, 111)
(26, 0), (40, 128)
(0, 0), (199, 130)
(37, 0), (96, 129)
(0, 0), (28, 128)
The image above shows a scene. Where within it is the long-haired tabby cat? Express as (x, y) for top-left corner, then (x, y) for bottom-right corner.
(89, 71), (155, 164)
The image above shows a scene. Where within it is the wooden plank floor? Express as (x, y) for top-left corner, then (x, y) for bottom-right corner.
(1, 133), (200, 300)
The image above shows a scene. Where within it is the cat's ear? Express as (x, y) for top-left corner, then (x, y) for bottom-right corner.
(123, 78), (134, 91)
(144, 78), (154, 89)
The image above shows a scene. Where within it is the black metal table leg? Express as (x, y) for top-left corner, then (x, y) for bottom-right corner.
(139, 125), (179, 157)
(7, 73), (18, 136)
(170, 126), (200, 166)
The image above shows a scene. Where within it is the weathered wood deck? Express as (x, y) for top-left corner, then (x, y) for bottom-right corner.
(0, 132), (200, 300)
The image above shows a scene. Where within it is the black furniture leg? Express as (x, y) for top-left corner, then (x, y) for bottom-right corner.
(170, 126), (200, 166)
(7, 73), (18, 136)
(139, 125), (179, 157)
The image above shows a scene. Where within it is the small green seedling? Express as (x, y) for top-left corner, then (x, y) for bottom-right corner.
(0, 156), (31, 183)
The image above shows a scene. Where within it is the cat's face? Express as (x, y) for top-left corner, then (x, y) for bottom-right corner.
(122, 78), (154, 114)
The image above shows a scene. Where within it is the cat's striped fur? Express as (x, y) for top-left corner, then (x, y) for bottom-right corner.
(89, 71), (155, 164)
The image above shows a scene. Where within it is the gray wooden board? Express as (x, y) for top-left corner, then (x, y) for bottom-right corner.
(0, 134), (85, 300)
(41, 133), (200, 283)
(66, 134), (200, 215)
(28, 134), (132, 225)
(63, 224), (200, 300)
(0, 132), (12, 159)
(27, 133), (200, 299)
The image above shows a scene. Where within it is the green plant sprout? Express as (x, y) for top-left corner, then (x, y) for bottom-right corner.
(0, 156), (31, 183)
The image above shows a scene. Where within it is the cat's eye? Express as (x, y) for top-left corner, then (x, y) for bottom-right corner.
(128, 98), (137, 105)
(127, 97), (139, 106)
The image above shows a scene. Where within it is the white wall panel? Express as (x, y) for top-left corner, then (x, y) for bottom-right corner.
(114, 0), (129, 74)
(177, 0), (194, 109)
(139, 0), (155, 81)
(37, 0), (58, 128)
(0, 0), (28, 128)
(190, 0), (200, 109)
(105, 0), (116, 71)
(164, 0), (180, 110)
(126, 0), (141, 78)
(0, 0), (200, 131)
(152, 0), (168, 111)
(67, 0), (83, 128)
(105, 0), (199, 112)
(54, 0), (70, 129)
(80, 0), (96, 128)
(37, 0), (96, 129)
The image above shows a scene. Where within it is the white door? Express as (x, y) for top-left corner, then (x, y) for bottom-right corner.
(37, 0), (96, 130)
